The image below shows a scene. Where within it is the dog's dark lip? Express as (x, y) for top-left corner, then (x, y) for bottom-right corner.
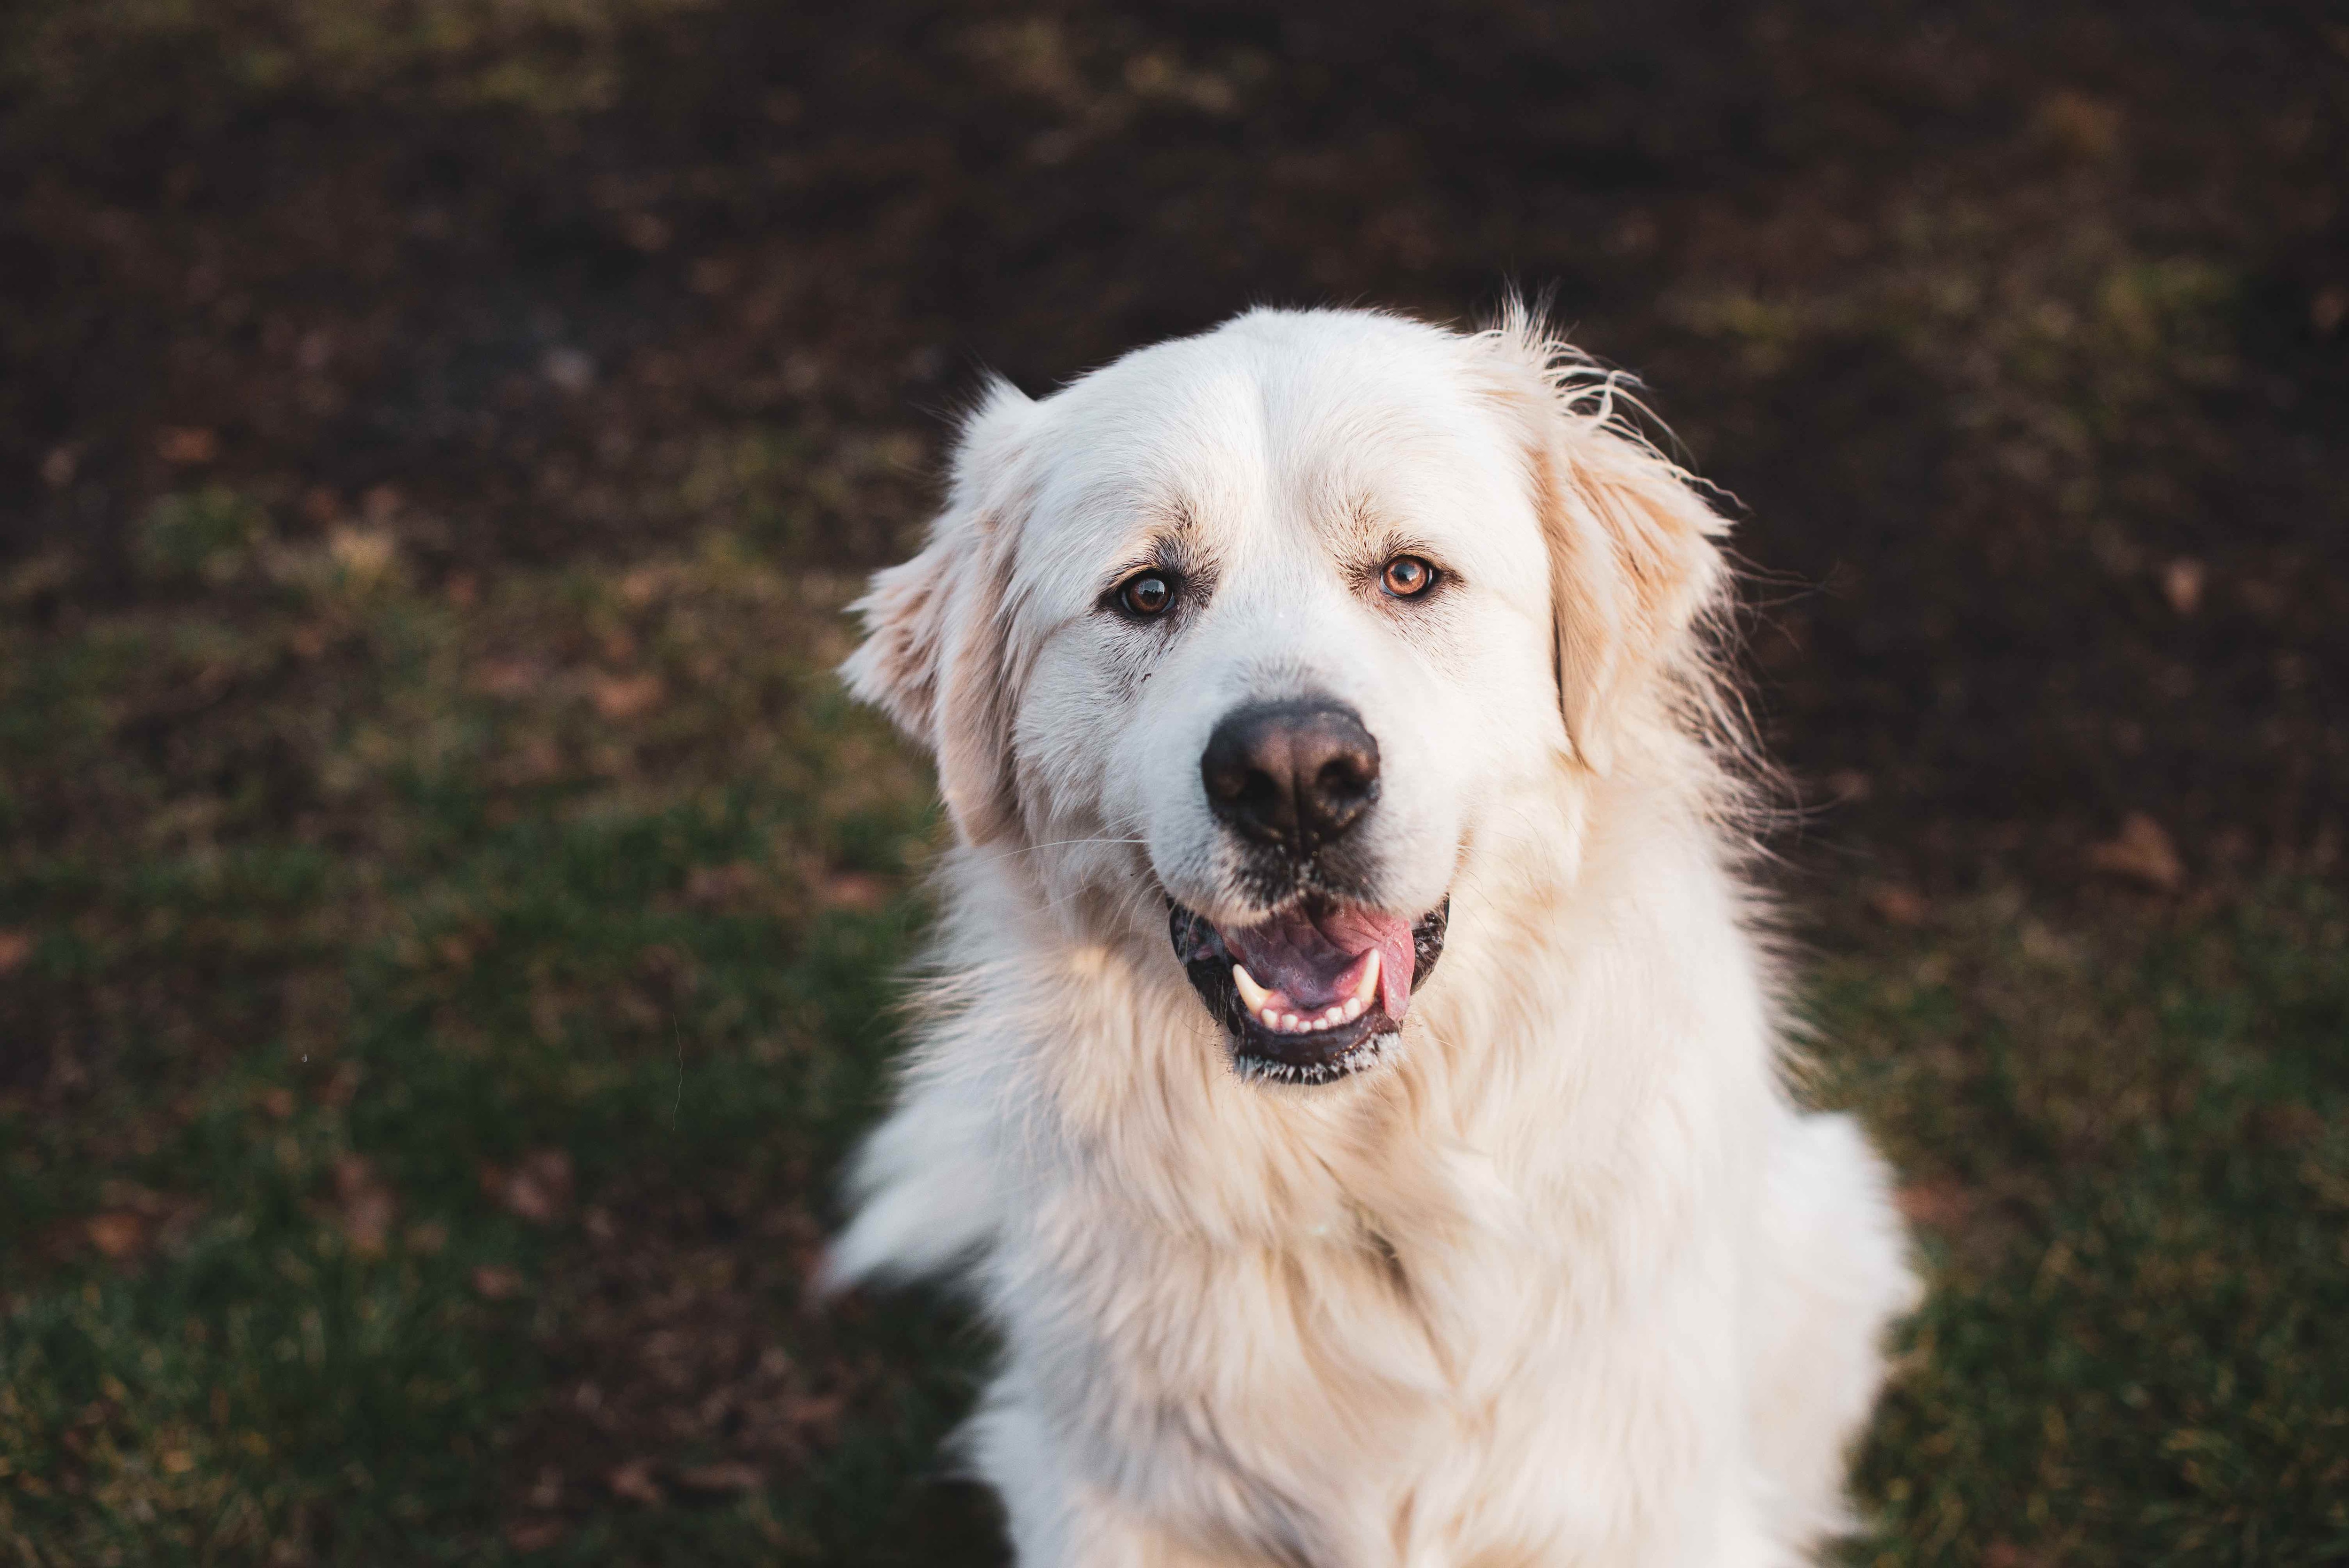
(1167, 896), (1450, 1086)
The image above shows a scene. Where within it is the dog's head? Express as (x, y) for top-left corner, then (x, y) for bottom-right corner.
(845, 306), (1731, 1085)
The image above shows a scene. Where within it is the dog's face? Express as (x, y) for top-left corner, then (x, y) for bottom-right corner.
(846, 309), (1726, 1085)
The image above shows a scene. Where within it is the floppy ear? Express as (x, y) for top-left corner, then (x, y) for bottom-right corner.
(1481, 310), (1731, 775)
(840, 378), (1036, 845)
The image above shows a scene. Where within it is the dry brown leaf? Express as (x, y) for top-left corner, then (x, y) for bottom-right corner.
(619, 566), (663, 606)
(590, 673), (665, 720)
(332, 1155), (397, 1258)
(675, 1461), (764, 1494)
(779, 1391), (848, 1441)
(685, 862), (762, 908)
(474, 659), (546, 699)
(2314, 284), (2348, 337)
(818, 870), (888, 912)
(0, 930), (30, 974)
(472, 1264), (526, 1300)
(487, 1149), (575, 1225)
(1896, 1180), (1975, 1232)
(1822, 769), (1873, 803)
(2162, 558), (2205, 616)
(505, 1518), (568, 1553)
(2086, 812), (2184, 892)
(1865, 883), (1930, 927)
(156, 427), (218, 465)
(86, 1212), (148, 1259)
(606, 1459), (665, 1506)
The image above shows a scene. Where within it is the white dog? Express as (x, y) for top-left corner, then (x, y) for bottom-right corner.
(826, 304), (1917, 1568)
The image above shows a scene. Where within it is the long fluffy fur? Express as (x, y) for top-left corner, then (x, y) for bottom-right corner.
(830, 305), (1917, 1567)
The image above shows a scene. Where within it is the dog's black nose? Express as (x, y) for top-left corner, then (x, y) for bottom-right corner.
(1201, 699), (1381, 854)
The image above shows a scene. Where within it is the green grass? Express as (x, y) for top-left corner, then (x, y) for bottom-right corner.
(2, 502), (2344, 1563)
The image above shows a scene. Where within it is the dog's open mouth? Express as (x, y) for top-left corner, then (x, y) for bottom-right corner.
(1168, 896), (1449, 1084)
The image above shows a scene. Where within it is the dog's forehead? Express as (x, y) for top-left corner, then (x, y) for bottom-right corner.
(1019, 312), (1531, 563)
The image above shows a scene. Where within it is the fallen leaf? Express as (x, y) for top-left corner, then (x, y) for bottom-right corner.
(327, 526), (398, 584)
(161, 1449), (194, 1475)
(590, 673), (665, 721)
(619, 566), (663, 606)
(1822, 769), (1873, 803)
(606, 1459), (664, 1506)
(474, 659), (545, 699)
(257, 1087), (297, 1120)
(0, 930), (30, 974)
(487, 1149), (575, 1225)
(2032, 89), (2122, 161)
(675, 1461), (764, 1494)
(1866, 883), (1930, 927)
(2250, 1104), (2325, 1149)
(156, 427), (218, 465)
(779, 1392), (848, 1442)
(472, 1264), (525, 1300)
(506, 1518), (568, 1553)
(2314, 284), (2348, 337)
(818, 870), (888, 912)
(316, 1061), (362, 1108)
(2161, 557), (2205, 616)
(86, 1212), (148, 1259)
(1896, 1180), (1975, 1232)
(332, 1155), (397, 1257)
(2087, 812), (2184, 892)
(685, 862), (762, 908)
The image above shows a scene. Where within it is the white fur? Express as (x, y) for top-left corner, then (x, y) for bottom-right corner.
(830, 306), (1918, 1567)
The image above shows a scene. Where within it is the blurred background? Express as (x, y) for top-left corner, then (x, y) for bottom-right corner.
(1, 3), (2344, 1563)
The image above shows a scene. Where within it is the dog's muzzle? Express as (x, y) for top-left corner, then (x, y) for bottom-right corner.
(1169, 897), (1449, 1085)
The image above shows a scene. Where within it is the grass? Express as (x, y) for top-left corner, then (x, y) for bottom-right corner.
(3, 497), (2344, 1564)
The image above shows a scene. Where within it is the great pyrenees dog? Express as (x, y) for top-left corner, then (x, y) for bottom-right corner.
(826, 304), (1918, 1568)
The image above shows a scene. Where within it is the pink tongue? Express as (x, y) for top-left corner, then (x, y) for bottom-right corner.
(1220, 906), (1416, 1020)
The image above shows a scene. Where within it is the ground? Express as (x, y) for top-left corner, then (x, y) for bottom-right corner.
(1, 3), (2345, 1564)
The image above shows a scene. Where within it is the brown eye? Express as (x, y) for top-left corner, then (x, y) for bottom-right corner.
(1380, 555), (1436, 598)
(1119, 572), (1175, 617)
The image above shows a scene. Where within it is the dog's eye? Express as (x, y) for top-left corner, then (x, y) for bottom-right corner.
(1118, 571), (1176, 618)
(1380, 555), (1437, 599)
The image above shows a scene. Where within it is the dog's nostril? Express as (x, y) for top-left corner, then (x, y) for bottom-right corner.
(1201, 699), (1381, 851)
(1317, 757), (1371, 800)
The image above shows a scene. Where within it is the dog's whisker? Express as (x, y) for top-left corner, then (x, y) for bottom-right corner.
(963, 834), (1151, 866)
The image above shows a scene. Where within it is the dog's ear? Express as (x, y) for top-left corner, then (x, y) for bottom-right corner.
(840, 378), (1036, 844)
(1480, 310), (1730, 775)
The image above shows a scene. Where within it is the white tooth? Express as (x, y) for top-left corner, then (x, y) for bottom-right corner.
(1260, 1007), (1282, 1028)
(1350, 950), (1381, 1008)
(1232, 964), (1272, 1014)
(1281, 1014), (1300, 1031)
(1324, 1006), (1344, 1025)
(1343, 998), (1364, 1022)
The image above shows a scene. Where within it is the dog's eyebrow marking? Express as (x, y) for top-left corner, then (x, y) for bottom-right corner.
(1094, 497), (1205, 594)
